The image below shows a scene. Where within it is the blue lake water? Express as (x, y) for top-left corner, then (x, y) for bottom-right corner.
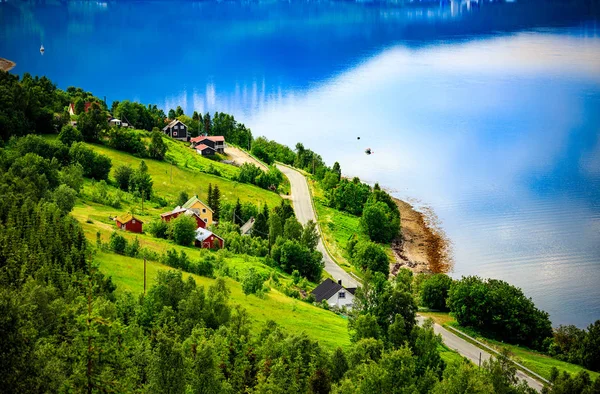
(1, 0), (599, 327)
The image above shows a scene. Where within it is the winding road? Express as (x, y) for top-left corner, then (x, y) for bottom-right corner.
(417, 316), (545, 392)
(276, 164), (359, 288)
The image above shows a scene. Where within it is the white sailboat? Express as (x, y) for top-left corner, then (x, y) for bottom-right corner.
(40, 44), (45, 53)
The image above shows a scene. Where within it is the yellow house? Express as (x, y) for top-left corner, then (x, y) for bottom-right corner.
(182, 195), (213, 225)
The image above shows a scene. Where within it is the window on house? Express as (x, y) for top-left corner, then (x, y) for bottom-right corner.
(204, 218), (208, 222)
(132, 219), (136, 224)
(173, 131), (178, 136)
(202, 208), (206, 213)
(339, 291), (346, 299)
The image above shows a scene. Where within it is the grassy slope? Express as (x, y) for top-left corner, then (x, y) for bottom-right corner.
(96, 251), (351, 350)
(88, 142), (281, 207)
(419, 312), (599, 381)
(308, 178), (393, 279)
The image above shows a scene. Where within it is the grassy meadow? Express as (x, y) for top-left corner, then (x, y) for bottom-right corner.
(95, 251), (351, 350)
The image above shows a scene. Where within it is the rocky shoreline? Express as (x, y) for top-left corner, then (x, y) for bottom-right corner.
(391, 198), (453, 275)
(1, 58), (16, 72)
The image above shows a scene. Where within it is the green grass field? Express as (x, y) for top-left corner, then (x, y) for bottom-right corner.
(95, 251), (351, 350)
(87, 142), (281, 207)
(419, 312), (599, 381)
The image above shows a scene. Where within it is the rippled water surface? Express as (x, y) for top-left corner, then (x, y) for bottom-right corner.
(1, 0), (599, 326)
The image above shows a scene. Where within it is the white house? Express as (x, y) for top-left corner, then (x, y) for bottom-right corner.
(311, 278), (356, 309)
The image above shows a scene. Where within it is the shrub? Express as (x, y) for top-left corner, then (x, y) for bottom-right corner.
(420, 274), (453, 311)
(242, 268), (264, 296)
(109, 231), (127, 254)
(148, 130), (167, 160)
(58, 124), (83, 146)
(69, 142), (112, 180)
(53, 184), (77, 214)
(114, 164), (133, 191)
(352, 240), (389, 276)
(360, 201), (400, 243)
(170, 215), (197, 246)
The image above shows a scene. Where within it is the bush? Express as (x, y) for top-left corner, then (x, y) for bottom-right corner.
(272, 239), (323, 282)
(53, 184), (77, 214)
(114, 164), (133, 191)
(60, 164), (84, 193)
(170, 214), (197, 246)
(420, 274), (453, 311)
(360, 201), (400, 243)
(447, 276), (552, 350)
(242, 267), (264, 296)
(109, 231), (127, 254)
(148, 130), (167, 160)
(69, 142), (112, 180)
(58, 124), (83, 146)
(352, 240), (389, 276)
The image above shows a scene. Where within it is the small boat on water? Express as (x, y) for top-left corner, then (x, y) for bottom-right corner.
(40, 44), (45, 53)
(365, 148), (373, 155)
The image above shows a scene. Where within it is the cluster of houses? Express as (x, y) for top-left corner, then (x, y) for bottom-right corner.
(115, 195), (224, 249)
(161, 119), (226, 157)
(69, 102), (227, 157)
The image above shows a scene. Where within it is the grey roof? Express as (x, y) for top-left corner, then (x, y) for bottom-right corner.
(311, 278), (344, 302)
(240, 217), (255, 235)
(195, 227), (223, 242)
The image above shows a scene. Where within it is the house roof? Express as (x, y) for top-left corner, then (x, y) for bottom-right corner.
(160, 206), (200, 218)
(347, 287), (357, 295)
(311, 278), (345, 302)
(190, 135), (225, 143)
(163, 119), (186, 131)
(195, 227), (223, 242)
(240, 217), (255, 235)
(182, 196), (213, 213)
(115, 213), (143, 224)
(195, 144), (215, 152)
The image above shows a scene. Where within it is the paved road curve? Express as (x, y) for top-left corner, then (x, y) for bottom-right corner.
(417, 316), (544, 392)
(276, 164), (359, 288)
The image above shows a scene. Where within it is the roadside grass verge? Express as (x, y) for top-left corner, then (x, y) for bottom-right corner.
(419, 312), (599, 381)
(95, 250), (351, 350)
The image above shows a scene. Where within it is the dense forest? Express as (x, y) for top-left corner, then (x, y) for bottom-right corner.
(1, 70), (599, 393)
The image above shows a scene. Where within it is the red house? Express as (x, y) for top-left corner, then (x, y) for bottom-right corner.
(160, 207), (206, 229)
(194, 228), (224, 249)
(115, 214), (143, 233)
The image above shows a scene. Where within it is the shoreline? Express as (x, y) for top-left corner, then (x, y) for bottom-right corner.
(391, 197), (453, 274)
(0, 58), (16, 72)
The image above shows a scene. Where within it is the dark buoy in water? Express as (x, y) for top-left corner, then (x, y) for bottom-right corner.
(365, 148), (372, 155)
(40, 44), (45, 54)
(357, 136), (360, 140)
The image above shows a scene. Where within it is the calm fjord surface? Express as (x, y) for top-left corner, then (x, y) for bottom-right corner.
(1, 0), (599, 327)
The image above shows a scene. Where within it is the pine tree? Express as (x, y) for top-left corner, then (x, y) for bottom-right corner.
(253, 203), (269, 239)
(233, 198), (242, 224)
(207, 183), (213, 209)
(204, 113), (211, 135)
(212, 185), (221, 222)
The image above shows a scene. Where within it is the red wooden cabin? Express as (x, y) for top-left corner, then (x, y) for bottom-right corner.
(115, 213), (143, 233)
(194, 228), (224, 249)
(160, 207), (206, 229)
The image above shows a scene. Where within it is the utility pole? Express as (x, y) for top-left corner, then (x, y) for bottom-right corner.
(141, 192), (144, 213)
(170, 161), (173, 183)
(479, 352), (482, 368)
(143, 256), (147, 295)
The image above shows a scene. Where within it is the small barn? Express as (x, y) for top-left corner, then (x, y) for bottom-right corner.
(195, 228), (224, 249)
(115, 213), (143, 233)
(160, 206), (206, 229)
(311, 278), (356, 309)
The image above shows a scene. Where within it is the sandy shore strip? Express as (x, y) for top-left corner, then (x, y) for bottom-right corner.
(0, 58), (16, 72)
(391, 198), (453, 274)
